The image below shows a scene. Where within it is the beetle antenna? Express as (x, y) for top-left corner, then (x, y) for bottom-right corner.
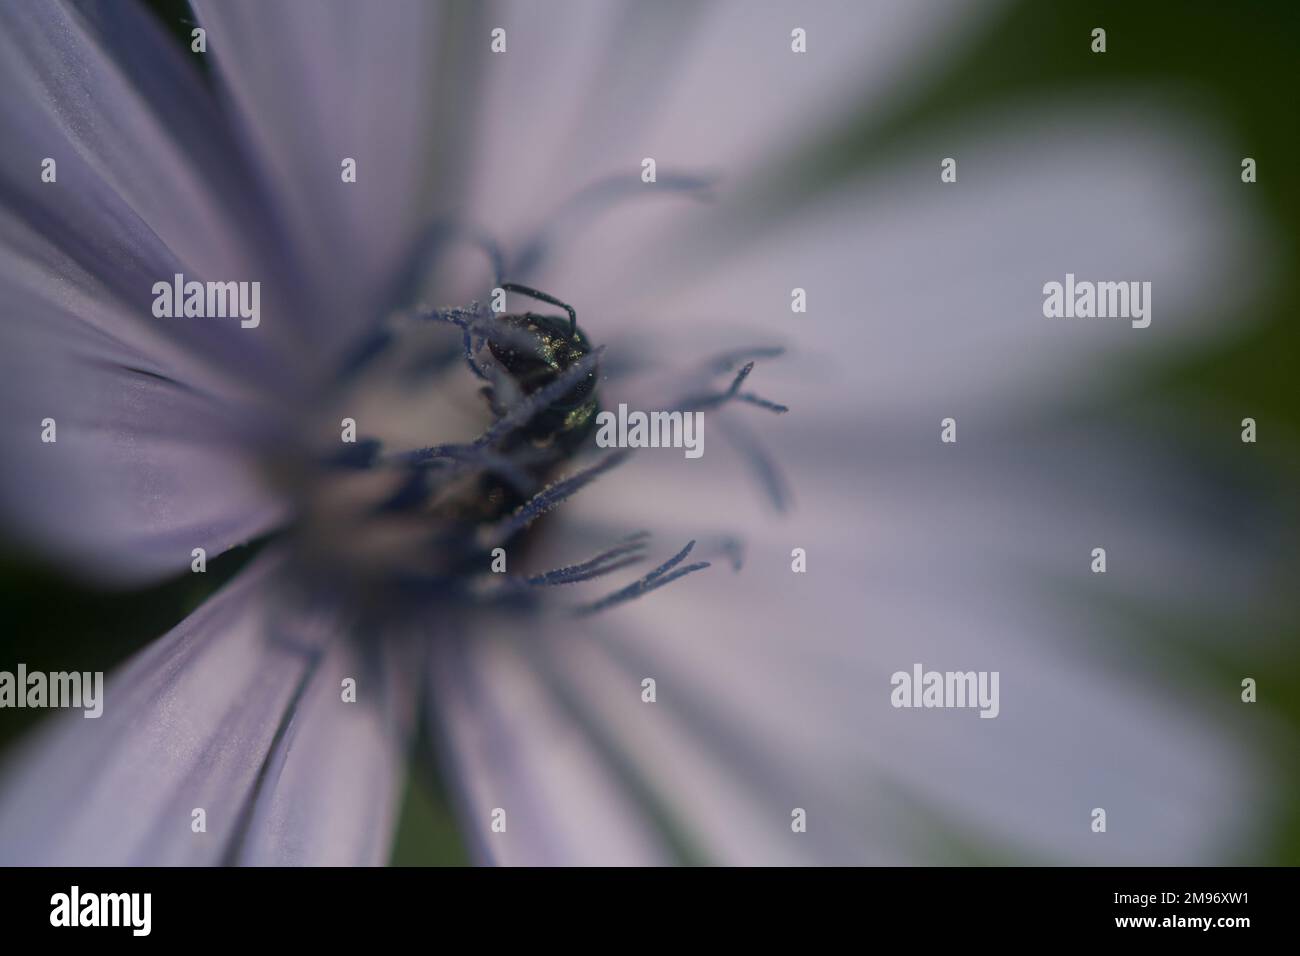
(499, 282), (578, 338)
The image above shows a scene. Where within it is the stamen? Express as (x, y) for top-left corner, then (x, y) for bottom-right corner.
(398, 219), (506, 297)
(703, 346), (785, 374)
(336, 328), (395, 380)
(727, 361), (755, 394)
(395, 348), (602, 474)
(325, 437), (382, 469)
(471, 348), (602, 449)
(574, 540), (711, 616)
(319, 185), (794, 623)
(526, 532), (651, 586)
(423, 301), (492, 381)
(511, 170), (716, 278)
(718, 416), (791, 513)
(480, 450), (631, 546)
(735, 393), (789, 414)
(419, 446), (541, 497)
(676, 361), (788, 414)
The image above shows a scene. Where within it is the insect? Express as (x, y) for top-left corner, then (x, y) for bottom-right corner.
(464, 281), (603, 524)
(484, 281), (600, 458)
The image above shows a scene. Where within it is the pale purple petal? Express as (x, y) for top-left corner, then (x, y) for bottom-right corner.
(0, 0), (309, 384)
(191, 0), (448, 354)
(234, 632), (413, 866)
(428, 623), (674, 865)
(551, 434), (1275, 864)
(540, 106), (1273, 416)
(0, 553), (345, 865)
(460, 0), (992, 267)
(0, 0), (313, 580)
(0, 275), (289, 583)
